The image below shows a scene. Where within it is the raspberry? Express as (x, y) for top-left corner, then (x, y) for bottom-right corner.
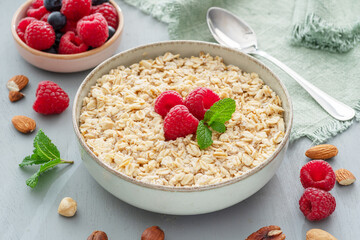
(299, 187), (336, 221)
(61, 0), (91, 21)
(33, 81), (69, 115)
(300, 160), (336, 191)
(76, 13), (108, 48)
(16, 17), (36, 42)
(164, 105), (199, 140)
(58, 31), (88, 54)
(185, 87), (220, 120)
(154, 91), (185, 118)
(60, 19), (77, 33)
(31, 0), (44, 9)
(27, 6), (50, 20)
(91, 3), (118, 29)
(40, 12), (50, 22)
(25, 20), (55, 50)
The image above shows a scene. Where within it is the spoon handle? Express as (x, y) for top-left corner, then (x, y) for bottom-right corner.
(253, 50), (355, 121)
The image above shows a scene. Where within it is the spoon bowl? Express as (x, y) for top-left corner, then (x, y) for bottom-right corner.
(207, 7), (257, 52)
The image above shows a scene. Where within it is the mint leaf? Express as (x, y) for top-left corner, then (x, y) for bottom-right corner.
(33, 129), (60, 161)
(26, 159), (62, 188)
(19, 154), (49, 167)
(196, 120), (213, 150)
(205, 98), (236, 125)
(210, 121), (226, 133)
(20, 130), (73, 188)
(203, 110), (215, 123)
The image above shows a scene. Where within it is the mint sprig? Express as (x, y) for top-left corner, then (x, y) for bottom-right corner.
(196, 98), (236, 149)
(19, 130), (73, 188)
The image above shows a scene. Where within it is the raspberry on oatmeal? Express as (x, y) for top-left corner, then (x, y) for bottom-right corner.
(79, 52), (285, 187)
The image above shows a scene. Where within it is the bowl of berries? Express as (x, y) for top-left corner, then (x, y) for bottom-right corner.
(11, 0), (124, 73)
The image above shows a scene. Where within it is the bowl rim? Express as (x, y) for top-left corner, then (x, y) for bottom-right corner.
(72, 40), (293, 192)
(11, 0), (124, 59)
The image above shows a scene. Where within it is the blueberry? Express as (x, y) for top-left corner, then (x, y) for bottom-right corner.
(107, 26), (115, 40)
(55, 32), (63, 46)
(43, 46), (57, 54)
(48, 12), (66, 31)
(92, 0), (109, 6)
(44, 0), (62, 11)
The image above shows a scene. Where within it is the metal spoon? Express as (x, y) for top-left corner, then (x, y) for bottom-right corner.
(207, 7), (355, 121)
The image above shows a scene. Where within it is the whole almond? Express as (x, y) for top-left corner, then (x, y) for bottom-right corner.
(9, 91), (24, 102)
(11, 115), (36, 133)
(306, 229), (337, 240)
(141, 226), (165, 240)
(335, 168), (356, 185)
(7, 75), (29, 92)
(305, 144), (338, 159)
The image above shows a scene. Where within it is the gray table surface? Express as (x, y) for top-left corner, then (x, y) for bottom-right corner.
(1, 1), (359, 239)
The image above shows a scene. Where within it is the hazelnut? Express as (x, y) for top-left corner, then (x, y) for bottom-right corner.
(87, 231), (108, 240)
(141, 226), (165, 240)
(58, 197), (77, 217)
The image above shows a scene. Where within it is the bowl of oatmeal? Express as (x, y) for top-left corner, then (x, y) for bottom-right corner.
(73, 40), (292, 215)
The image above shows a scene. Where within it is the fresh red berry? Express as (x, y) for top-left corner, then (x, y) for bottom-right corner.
(40, 12), (50, 22)
(60, 19), (77, 33)
(164, 105), (199, 140)
(33, 81), (70, 115)
(154, 91), (185, 118)
(61, 0), (91, 21)
(27, 6), (50, 20)
(185, 87), (220, 120)
(58, 31), (88, 54)
(91, 3), (118, 29)
(300, 160), (336, 191)
(76, 13), (108, 48)
(31, 0), (44, 8)
(299, 187), (336, 221)
(25, 20), (55, 50)
(16, 17), (36, 42)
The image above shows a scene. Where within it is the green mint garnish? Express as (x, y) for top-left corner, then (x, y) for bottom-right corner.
(19, 130), (73, 188)
(203, 98), (236, 125)
(196, 120), (213, 149)
(209, 121), (226, 133)
(196, 98), (236, 149)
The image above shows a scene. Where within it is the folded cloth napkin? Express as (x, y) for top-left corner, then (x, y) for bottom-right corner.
(121, 0), (360, 143)
(292, 0), (360, 53)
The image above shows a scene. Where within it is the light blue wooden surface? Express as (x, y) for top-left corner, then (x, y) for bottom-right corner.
(1, 1), (359, 239)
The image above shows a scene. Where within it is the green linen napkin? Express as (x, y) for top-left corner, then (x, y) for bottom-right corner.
(292, 0), (360, 53)
(120, 0), (360, 143)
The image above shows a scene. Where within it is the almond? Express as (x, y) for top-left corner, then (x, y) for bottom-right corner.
(306, 229), (337, 240)
(11, 115), (36, 133)
(9, 91), (24, 102)
(335, 168), (356, 185)
(305, 144), (338, 159)
(141, 226), (165, 240)
(7, 75), (29, 92)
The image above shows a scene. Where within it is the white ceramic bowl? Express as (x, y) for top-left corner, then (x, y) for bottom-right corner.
(73, 41), (293, 215)
(11, 0), (124, 73)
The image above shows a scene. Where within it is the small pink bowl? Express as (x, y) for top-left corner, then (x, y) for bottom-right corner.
(11, 0), (124, 73)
